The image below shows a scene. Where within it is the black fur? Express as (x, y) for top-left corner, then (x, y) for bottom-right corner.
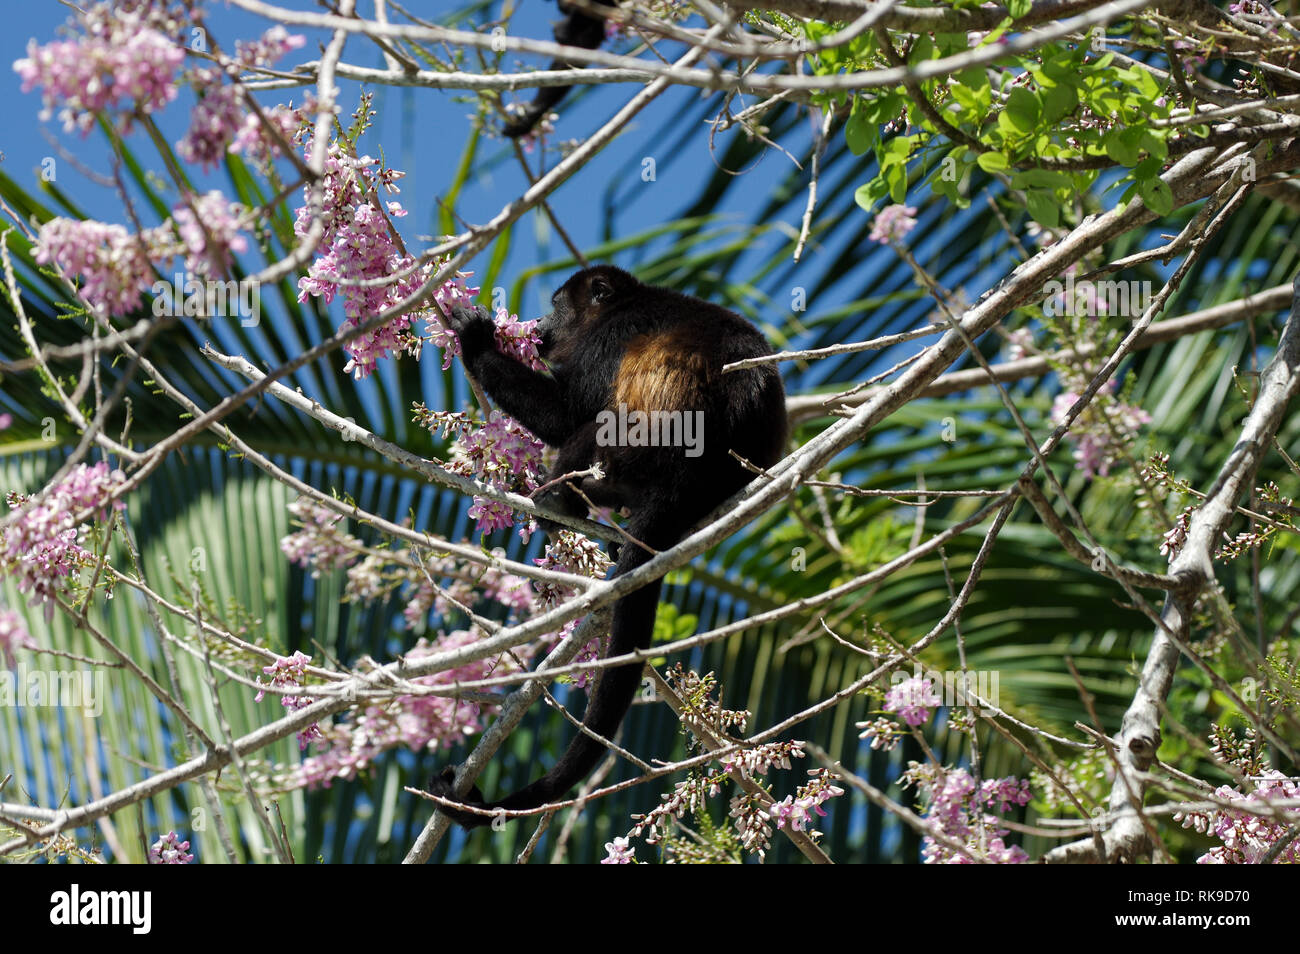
(433, 265), (786, 828)
(501, 0), (617, 138)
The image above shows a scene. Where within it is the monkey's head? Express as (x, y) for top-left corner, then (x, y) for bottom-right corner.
(536, 266), (637, 357)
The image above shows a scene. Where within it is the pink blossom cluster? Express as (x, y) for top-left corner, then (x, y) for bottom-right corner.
(765, 769), (845, 832)
(0, 609), (35, 670)
(1175, 772), (1300, 864)
(294, 143), (479, 378)
(529, 531), (612, 685)
(278, 498), (362, 578)
(601, 835), (635, 864)
(869, 204), (919, 244)
(410, 560), (532, 629)
(446, 411), (546, 535)
(293, 630), (516, 788)
(149, 831), (194, 864)
(730, 792), (775, 858)
(32, 219), (165, 317)
(884, 674), (939, 726)
(720, 739), (804, 778)
(1005, 327), (1034, 361)
(565, 629), (604, 690)
(856, 715), (903, 751)
(491, 309), (546, 371)
(13, 23), (184, 135)
(177, 73), (245, 171)
(402, 580), (437, 631)
(177, 28), (305, 171)
(173, 191), (249, 278)
(1160, 507), (1193, 561)
(34, 195), (251, 316)
(229, 104), (300, 169)
(343, 553), (389, 602)
(908, 764), (1032, 864)
(531, 530), (612, 607)
(1050, 378), (1152, 479)
(479, 562), (536, 616)
(234, 26), (307, 68)
(255, 650), (319, 749)
(621, 773), (722, 851)
(1, 460), (127, 615)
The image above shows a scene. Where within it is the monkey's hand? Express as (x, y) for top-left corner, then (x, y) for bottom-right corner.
(443, 303), (495, 355)
(428, 766), (493, 830)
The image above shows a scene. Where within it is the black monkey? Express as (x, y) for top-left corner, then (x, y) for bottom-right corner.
(501, 0), (617, 138)
(431, 265), (787, 827)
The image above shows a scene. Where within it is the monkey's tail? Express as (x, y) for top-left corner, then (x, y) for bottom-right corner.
(500, 1), (614, 139)
(432, 527), (672, 828)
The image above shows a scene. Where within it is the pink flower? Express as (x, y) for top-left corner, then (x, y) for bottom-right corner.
(487, 309), (547, 371)
(1176, 772), (1300, 864)
(869, 204), (919, 245)
(446, 411), (547, 537)
(0, 609), (35, 669)
(256, 650), (318, 749)
(906, 765), (1031, 864)
(884, 675), (938, 726)
(14, 27), (183, 135)
(601, 836), (634, 864)
(1050, 379), (1152, 479)
(229, 104), (300, 168)
(293, 631), (526, 789)
(150, 831), (194, 864)
(0, 460), (127, 614)
(172, 191), (248, 278)
(280, 498), (361, 577)
(33, 218), (166, 317)
(177, 73), (244, 171)
(294, 143), (479, 378)
(235, 27), (306, 68)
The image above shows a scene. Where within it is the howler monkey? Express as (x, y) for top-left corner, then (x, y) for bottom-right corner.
(501, 0), (617, 138)
(431, 265), (786, 828)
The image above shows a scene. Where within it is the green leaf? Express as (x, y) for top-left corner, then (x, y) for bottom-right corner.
(1042, 83), (1078, 124)
(1133, 156), (1163, 179)
(859, 91), (903, 125)
(845, 110), (876, 156)
(855, 178), (891, 213)
(1103, 129), (1140, 166)
(878, 134), (914, 168)
(1138, 176), (1174, 215)
(976, 151), (1010, 173)
(885, 162), (909, 203)
(1005, 87), (1041, 133)
(1025, 189), (1060, 229)
(1042, 50), (1079, 83)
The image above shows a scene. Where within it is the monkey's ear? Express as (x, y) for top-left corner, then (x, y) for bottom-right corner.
(590, 274), (615, 304)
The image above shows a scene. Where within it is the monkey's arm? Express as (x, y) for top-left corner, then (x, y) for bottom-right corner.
(445, 304), (574, 446)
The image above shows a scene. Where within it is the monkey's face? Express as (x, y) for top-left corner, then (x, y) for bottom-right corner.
(535, 266), (631, 358)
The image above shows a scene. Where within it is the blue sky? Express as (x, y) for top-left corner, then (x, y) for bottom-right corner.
(2, 1), (814, 318)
